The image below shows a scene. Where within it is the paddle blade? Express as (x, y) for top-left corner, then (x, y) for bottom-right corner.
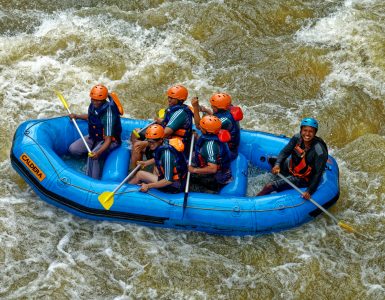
(338, 221), (356, 233)
(98, 191), (114, 210)
(132, 129), (141, 138)
(54, 90), (69, 110)
(158, 108), (165, 119)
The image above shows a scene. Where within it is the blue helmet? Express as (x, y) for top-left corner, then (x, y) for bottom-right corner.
(300, 118), (318, 130)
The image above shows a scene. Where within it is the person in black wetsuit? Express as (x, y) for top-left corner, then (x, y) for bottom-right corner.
(257, 118), (328, 199)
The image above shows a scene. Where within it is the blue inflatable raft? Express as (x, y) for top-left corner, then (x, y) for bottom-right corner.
(10, 117), (339, 236)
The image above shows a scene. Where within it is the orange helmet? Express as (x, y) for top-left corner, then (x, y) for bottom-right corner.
(145, 124), (165, 140)
(167, 85), (188, 101)
(200, 115), (222, 134)
(209, 93), (232, 110)
(90, 84), (108, 101)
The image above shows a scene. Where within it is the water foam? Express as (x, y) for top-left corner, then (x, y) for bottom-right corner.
(296, 0), (385, 104)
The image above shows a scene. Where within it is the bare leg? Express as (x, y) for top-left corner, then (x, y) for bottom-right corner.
(257, 183), (274, 196)
(129, 170), (158, 184)
(130, 140), (149, 169)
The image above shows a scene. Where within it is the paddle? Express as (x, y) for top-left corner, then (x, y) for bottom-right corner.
(277, 173), (366, 237)
(98, 164), (141, 210)
(132, 109), (166, 138)
(54, 90), (93, 157)
(183, 133), (195, 216)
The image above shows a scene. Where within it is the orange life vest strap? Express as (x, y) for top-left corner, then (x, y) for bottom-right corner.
(289, 158), (312, 180)
(159, 166), (180, 181)
(294, 144), (305, 158)
(289, 144), (312, 180)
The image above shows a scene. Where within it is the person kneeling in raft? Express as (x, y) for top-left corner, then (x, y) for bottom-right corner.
(130, 85), (193, 169)
(257, 118), (328, 199)
(129, 124), (188, 194)
(188, 115), (233, 193)
(191, 92), (243, 161)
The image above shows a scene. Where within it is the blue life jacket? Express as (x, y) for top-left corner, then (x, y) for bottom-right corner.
(88, 95), (122, 144)
(161, 103), (193, 144)
(154, 142), (188, 190)
(214, 109), (240, 153)
(194, 134), (232, 184)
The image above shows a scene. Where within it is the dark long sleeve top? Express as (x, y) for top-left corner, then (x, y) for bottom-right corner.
(275, 133), (328, 194)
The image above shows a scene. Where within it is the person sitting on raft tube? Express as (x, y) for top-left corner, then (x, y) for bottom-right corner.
(130, 84), (193, 169)
(188, 115), (233, 193)
(68, 84), (123, 179)
(191, 93), (242, 161)
(129, 124), (188, 194)
(257, 118), (328, 199)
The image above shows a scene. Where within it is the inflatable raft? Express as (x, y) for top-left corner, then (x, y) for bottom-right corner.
(10, 117), (339, 236)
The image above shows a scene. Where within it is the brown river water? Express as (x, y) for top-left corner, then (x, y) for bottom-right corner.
(0, 1), (384, 299)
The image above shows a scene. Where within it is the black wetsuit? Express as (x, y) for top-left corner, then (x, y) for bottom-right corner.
(273, 133), (328, 195)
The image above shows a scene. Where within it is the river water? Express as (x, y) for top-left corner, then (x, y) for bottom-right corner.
(1, 0), (384, 299)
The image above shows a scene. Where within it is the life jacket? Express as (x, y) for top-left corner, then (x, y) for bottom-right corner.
(154, 141), (188, 185)
(214, 108), (241, 152)
(289, 136), (327, 180)
(194, 134), (232, 173)
(88, 94), (122, 144)
(161, 103), (193, 144)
